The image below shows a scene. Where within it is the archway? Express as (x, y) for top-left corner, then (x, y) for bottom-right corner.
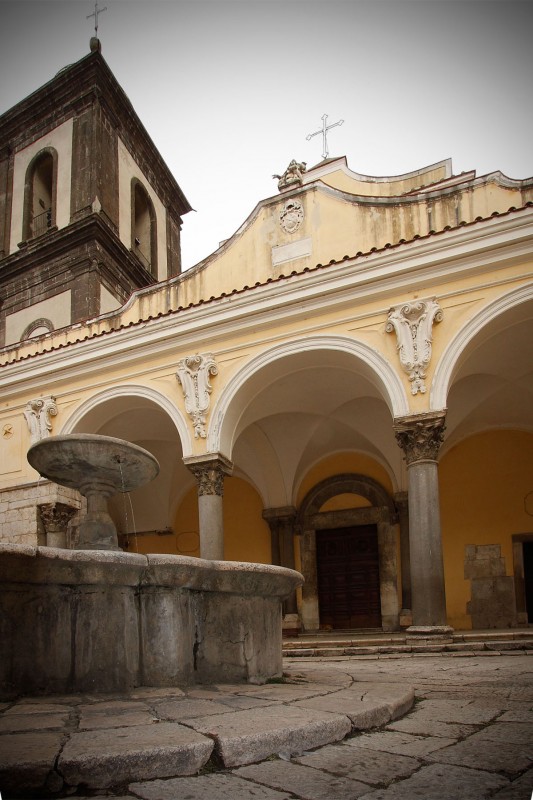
(61, 387), (192, 552)
(296, 473), (400, 632)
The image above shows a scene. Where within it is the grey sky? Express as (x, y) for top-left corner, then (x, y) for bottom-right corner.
(1, 0), (532, 268)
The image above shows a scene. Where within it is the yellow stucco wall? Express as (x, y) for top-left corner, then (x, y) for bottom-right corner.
(440, 430), (533, 629)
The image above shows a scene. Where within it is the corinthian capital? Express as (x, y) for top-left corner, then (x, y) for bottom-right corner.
(185, 454), (233, 497)
(394, 411), (446, 465)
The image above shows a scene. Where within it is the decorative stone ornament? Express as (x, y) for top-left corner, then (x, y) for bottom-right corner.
(386, 298), (443, 395)
(24, 396), (58, 444)
(176, 353), (218, 439)
(272, 159), (307, 191)
(394, 411), (446, 465)
(279, 199), (304, 234)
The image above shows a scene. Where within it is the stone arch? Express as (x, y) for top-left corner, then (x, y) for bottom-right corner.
(431, 284), (533, 410)
(208, 336), (409, 458)
(22, 147), (58, 240)
(61, 384), (192, 455)
(296, 472), (401, 633)
(131, 178), (158, 277)
(21, 317), (54, 340)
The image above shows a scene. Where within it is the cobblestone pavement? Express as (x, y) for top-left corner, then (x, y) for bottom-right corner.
(2, 652), (532, 799)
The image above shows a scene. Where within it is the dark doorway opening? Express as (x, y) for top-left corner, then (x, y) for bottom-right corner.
(524, 542), (533, 623)
(316, 525), (381, 629)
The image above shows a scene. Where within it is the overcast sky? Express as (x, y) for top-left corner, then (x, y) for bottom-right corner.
(1, 0), (532, 269)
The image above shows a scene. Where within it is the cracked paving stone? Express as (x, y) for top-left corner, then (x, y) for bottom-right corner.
(0, 711), (70, 732)
(153, 698), (235, 720)
(498, 707), (533, 722)
(352, 729), (456, 758)
(426, 735), (533, 778)
(295, 742), (419, 786)
(188, 705), (351, 768)
(467, 722), (533, 744)
(356, 763), (509, 799)
(129, 773), (293, 799)
(412, 698), (501, 724)
(387, 715), (477, 739)
(491, 767), (533, 798)
(236, 759), (370, 799)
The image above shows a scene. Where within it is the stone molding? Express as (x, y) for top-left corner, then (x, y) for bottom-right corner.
(185, 454), (233, 497)
(386, 297), (443, 395)
(23, 395), (58, 444)
(394, 411), (446, 465)
(176, 353), (218, 439)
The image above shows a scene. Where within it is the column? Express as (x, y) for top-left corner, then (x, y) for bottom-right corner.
(262, 507), (299, 624)
(185, 454), (232, 560)
(394, 491), (412, 625)
(394, 411), (452, 636)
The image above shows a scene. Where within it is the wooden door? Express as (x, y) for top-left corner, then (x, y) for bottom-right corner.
(316, 525), (381, 629)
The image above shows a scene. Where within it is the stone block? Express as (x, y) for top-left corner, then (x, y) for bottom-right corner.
(130, 773), (293, 800)
(58, 723), (214, 789)
(357, 763), (508, 799)
(296, 742), (419, 786)
(236, 760), (370, 799)
(426, 735), (532, 777)
(188, 705), (351, 767)
(0, 731), (63, 794)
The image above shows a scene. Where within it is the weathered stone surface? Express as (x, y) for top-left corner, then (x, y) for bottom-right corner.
(0, 731), (62, 793)
(236, 759), (370, 799)
(491, 768), (533, 798)
(294, 683), (414, 725)
(3, 702), (71, 714)
(357, 763), (509, 799)
(188, 705), (351, 767)
(130, 773), (292, 799)
(468, 721), (533, 744)
(354, 729), (456, 757)
(79, 709), (156, 729)
(0, 711), (69, 732)
(154, 698), (234, 720)
(296, 742), (419, 786)
(58, 723), (214, 788)
(413, 697), (500, 724)
(388, 715), (477, 739)
(426, 735), (532, 777)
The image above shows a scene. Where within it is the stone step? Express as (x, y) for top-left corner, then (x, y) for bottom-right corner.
(0, 677), (414, 797)
(283, 635), (533, 658)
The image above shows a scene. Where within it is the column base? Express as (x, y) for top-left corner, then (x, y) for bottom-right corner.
(406, 625), (454, 643)
(282, 613), (301, 638)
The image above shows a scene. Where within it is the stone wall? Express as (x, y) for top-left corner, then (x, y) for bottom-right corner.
(465, 544), (517, 628)
(0, 482), (82, 546)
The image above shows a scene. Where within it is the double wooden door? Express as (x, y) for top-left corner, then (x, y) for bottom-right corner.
(316, 525), (381, 629)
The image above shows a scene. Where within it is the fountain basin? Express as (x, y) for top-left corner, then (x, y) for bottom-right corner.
(0, 544), (303, 698)
(27, 434), (160, 550)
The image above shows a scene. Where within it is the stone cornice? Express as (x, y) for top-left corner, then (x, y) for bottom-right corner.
(0, 208), (532, 398)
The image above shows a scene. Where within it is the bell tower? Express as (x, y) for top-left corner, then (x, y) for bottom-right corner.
(0, 40), (191, 348)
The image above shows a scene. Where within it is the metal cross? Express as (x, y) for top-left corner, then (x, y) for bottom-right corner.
(87, 1), (107, 36)
(306, 114), (344, 160)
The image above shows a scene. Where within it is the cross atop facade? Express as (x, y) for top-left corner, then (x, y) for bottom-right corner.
(306, 114), (344, 160)
(87, 1), (107, 36)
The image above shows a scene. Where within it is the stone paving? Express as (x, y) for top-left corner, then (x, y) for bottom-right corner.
(0, 652), (531, 798)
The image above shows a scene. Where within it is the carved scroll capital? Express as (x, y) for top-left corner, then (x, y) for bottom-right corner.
(394, 411), (446, 465)
(24, 395), (58, 444)
(38, 502), (78, 532)
(185, 454), (233, 497)
(386, 298), (443, 395)
(176, 353), (218, 439)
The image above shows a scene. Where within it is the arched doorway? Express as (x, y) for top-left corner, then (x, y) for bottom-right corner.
(297, 474), (401, 632)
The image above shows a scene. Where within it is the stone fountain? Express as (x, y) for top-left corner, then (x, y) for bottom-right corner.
(27, 433), (160, 550)
(0, 434), (303, 698)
